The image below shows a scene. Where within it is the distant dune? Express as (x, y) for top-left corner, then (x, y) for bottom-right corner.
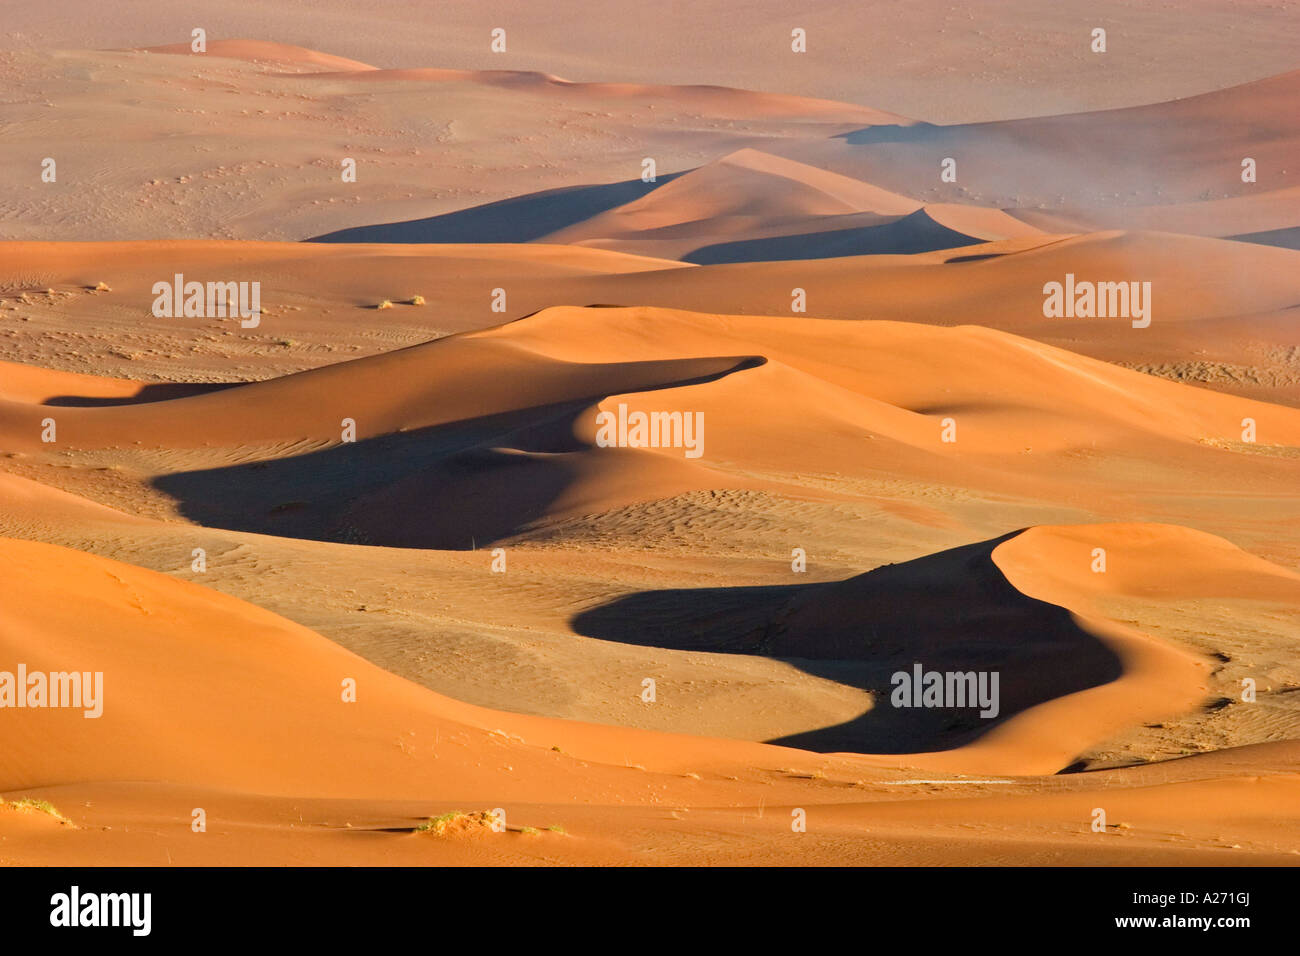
(531, 150), (1044, 262)
(776, 70), (1300, 219)
(5, 37), (1297, 248)
(138, 39), (380, 73)
(7, 0), (1299, 122)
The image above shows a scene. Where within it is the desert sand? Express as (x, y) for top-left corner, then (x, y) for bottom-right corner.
(2, 8), (1299, 867)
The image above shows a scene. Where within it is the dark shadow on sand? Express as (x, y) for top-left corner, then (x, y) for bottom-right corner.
(683, 209), (982, 263)
(571, 533), (1122, 757)
(307, 173), (684, 244)
(44, 382), (240, 407)
(152, 356), (762, 550)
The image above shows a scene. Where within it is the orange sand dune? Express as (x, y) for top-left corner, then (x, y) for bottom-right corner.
(6, 302), (1299, 773)
(535, 150), (1047, 262)
(566, 232), (1300, 406)
(922, 204), (1049, 242)
(0, 535), (801, 797)
(0, 239), (692, 380)
(0, 471), (153, 531)
(3, 37), (1295, 254)
(541, 149), (923, 254)
(12, 232), (1299, 411)
(7, 300), (1299, 460)
(2, 529), (1298, 864)
(586, 230), (1300, 329)
(572, 521), (1298, 775)
(0, 360), (141, 404)
(140, 39), (910, 124)
(138, 39), (379, 73)
(484, 304), (1300, 455)
(3, 20), (1299, 870)
(5, 304), (1300, 556)
(3, 302), (1299, 859)
(295, 69), (908, 125)
(898, 523), (1300, 775)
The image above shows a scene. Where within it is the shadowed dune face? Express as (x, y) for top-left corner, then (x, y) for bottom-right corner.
(679, 210), (984, 263)
(295, 70), (1300, 264)
(0, 536), (1296, 866)
(310, 173), (690, 245)
(3, 301), (1296, 782)
(308, 150), (1004, 261)
(3, 231), (1298, 411)
(6, 304), (1300, 559)
(1230, 225), (1300, 252)
(149, 354), (765, 550)
(573, 532), (1124, 757)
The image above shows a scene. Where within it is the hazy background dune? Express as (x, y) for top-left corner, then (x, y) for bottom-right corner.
(4, 0), (1299, 122)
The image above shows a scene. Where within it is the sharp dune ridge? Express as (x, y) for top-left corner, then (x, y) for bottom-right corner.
(2, 13), (1300, 868)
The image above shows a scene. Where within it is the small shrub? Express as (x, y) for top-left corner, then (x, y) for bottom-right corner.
(6, 797), (71, 824)
(415, 810), (496, 837)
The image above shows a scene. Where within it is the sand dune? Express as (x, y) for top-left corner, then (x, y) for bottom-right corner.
(4, 303), (1298, 754)
(0, 532), (823, 793)
(777, 70), (1300, 220)
(0, 471), (153, 531)
(139, 39), (379, 73)
(1, 520), (1297, 863)
(4, 13), (1300, 870)
(7, 303), (1300, 516)
(5, 305), (1300, 572)
(562, 233), (1300, 407)
(3, 305), (1298, 774)
(8, 1), (1299, 124)
(0, 44), (889, 243)
(10, 32), (1298, 253)
(315, 66), (1300, 255)
(1, 317), (1297, 865)
(143, 39), (908, 124)
(341, 149), (1047, 260)
(539, 149), (923, 253)
(0, 359), (143, 404)
(6, 230), (1298, 412)
(0, 239), (691, 381)
(550, 157), (1047, 261)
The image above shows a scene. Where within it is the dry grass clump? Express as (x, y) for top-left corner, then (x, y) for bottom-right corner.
(415, 810), (496, 837)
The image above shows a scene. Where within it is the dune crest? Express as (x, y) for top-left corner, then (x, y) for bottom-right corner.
(138, 38), (378, 72)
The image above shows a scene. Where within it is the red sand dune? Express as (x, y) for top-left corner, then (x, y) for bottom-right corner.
(2, 522), (1298, 863)
(2, 22), (1299, 869)
(138, 39), (380, 73)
